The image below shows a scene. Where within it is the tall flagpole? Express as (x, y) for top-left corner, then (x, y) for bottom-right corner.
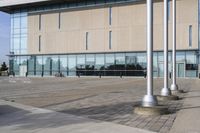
(171, 0), (179, 91)
(142, 0), (158, 107)
(161, 0), (171, 96)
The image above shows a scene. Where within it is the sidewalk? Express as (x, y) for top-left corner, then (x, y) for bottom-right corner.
(170, 79), (200, 133)
(0, 100), (153, 133)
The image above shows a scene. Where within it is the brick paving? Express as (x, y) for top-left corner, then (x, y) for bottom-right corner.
(0, 77), (192, 132)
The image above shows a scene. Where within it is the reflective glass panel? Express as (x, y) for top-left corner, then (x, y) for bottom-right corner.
(186, 51), (196, 64)
(176, 52), (185, 62)
(95, 54), (105, 70)
(36, 56), (43, 75)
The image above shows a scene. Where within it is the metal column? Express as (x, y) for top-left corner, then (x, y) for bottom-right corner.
(171, 0), (179, 91)
(142, 0), (158, 107)
(161, 0), (171, 96)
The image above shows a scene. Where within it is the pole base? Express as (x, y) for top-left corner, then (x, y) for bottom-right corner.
(170, 84), (178, 91)
(134, 105), (169, 116)
(156, 95), (179, 101)
(142, 95), (158, 107)
(161, 87), (171, 96)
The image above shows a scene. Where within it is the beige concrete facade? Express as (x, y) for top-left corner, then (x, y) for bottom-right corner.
(27, 0), (198, 55)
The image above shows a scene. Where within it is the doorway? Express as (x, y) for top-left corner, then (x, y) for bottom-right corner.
(19, 65), (27, 77)
(176, 63), (185, 77)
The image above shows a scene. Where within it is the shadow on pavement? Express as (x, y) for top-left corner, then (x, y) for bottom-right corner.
(0, 104), (99, 132)
(59, 101), (141, 121)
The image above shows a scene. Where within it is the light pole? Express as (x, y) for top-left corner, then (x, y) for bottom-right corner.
(161, 0), (171, 96)
(142, 0), (158, 107)
(170, 0), (179, 91)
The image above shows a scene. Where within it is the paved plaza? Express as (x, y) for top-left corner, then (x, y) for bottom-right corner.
(0, 77), (199, 133)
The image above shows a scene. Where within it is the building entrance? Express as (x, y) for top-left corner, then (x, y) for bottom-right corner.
(19, 65), (27, 77)
(176, 63), (185, 77)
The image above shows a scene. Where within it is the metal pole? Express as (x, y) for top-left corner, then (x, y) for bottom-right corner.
(142, 0), (157, 107)
(161, 0), (171, 96)
(171, 0), (178, 91)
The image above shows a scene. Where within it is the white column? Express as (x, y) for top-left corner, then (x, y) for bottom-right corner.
(142, 0), (158, 107)
(171, 0), (178, 91)
(161, 0), (171, 96)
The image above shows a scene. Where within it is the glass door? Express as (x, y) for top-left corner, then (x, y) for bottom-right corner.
(176, 63), (185, 77)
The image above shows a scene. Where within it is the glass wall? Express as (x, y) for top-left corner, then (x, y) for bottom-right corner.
(68, 55), (76, 76)
(11, 10), (27, 55)
(28, 56), (35, 75)
(86, 54), (95, 75)
(59, 55), (68, 76)
(186, 51), (198, 77)
(11, 51), (198, 78)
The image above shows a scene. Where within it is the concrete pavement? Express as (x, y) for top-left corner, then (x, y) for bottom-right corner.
(0, 100), (153, 133)
(170, 79), (200, 133)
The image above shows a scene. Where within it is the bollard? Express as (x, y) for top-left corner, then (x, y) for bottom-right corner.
(199, 73), (200, 79)
(169, 72), (171, 79)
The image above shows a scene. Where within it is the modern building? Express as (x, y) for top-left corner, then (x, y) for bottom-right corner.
(0, 0), (199, 77)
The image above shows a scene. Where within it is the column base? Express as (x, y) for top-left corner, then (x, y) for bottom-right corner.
(142, 95), (158, 107)
(156, 95), (179, 101)
(134, 105), (169, 116)
(170, 84), (178, 91)
(161, 87), (171, 96)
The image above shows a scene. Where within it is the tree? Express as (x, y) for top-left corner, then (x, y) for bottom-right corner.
(0, 62), (8, 71)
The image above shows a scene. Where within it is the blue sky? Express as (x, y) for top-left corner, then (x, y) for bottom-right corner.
(0, 11), (10, 65)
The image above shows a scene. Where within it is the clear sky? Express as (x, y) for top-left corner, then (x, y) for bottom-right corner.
(0, 11), (10, 65)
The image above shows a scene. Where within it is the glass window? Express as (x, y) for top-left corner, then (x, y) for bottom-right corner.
(77, 55), (85, 75)
(39, 35), (41, 52)
(86, 54), (95, 75)
(189, 25), (192, 47)
(52, 56), (59, 71)
(115, 53), (125, 76)
(43, 56), (51, 75)
(176, 52), (185, 62)
(158, 52), (164, 62)
(60, 55), (68, 76)
(36, 56), (43, 76)
(60, 55), (68, 71)
(13, 37), (20, 50)
(137, 53), (146, 70)
(13, 17), (20, 29)
(115, 53), (125, 70)
(105, 54), (115, 76)
(13, 28), (20, 34)
(125, 53), (137, 70)
(109, 7), (112, 25)
(13, 11), (21, 17)
(86, 32), (89, 50)
(77, 55), (85, 69)
(68, 55), (76, 76)
(20, 56), (27, 65)
(13, 56), (20, 71)
(186, 51), (196, 64)
(109, 31), (112, 49)
(153, 52), (158, 77)
(21, 16), (27, 29)
(21, 37), (27, 49)
(28, 56), (35, 75)
(105, 54), (115, 70)
(58, 12), (61, 29)
(21, 28), (27, 34)
(95, 54), (105, 70)
(39, 14), (42, 30)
